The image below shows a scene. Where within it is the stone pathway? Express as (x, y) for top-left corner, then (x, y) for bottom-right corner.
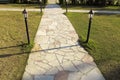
(22, 4), (105, 80)
(48, 0), (56, 4)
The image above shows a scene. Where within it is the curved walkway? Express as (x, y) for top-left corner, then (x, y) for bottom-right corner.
(22, 4), (105, 80)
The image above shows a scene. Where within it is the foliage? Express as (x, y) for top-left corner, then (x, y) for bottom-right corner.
(59, 0), (120, 6)
(10, 0), (48, 4)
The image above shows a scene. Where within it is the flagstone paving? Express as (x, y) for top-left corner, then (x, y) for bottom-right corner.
(22, 4), (105, 80)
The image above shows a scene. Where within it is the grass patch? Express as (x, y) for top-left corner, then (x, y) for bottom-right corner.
(0, 11), (41, 80)
(0, 3), (42, 9)
(62, 5), (120, 11)
(66, 12), (120, 80)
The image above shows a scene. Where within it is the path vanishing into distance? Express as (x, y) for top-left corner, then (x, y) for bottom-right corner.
(22, 3), (105, 80)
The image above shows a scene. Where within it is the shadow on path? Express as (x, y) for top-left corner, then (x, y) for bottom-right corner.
(0, 44), (87, 58)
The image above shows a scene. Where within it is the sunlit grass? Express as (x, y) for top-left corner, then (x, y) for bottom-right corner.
(67, 12), (120, 80)
(0, 11), (41, 80)
(62, 5), (120, 11)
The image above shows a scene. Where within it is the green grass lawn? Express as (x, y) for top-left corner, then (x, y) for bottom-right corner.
(62, 5), (120, 11)
(66, 13), (120, 80)
(0, 11), (41, 80)
(0, 4), (41, 9)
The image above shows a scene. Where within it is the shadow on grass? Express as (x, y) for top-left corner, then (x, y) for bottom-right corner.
(95, 58), (120, 80)
(77, 39), (92, 50)
(0, 43), (28, 50)
(0, 42), (30, 58)
(105, 66), (120, 80)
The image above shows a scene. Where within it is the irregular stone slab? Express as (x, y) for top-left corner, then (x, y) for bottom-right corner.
(64, 52), (75, 56)
(38, 36), (49, 44)
(28, 52), (41, 60)
(56, 66), (64, 71)
(40, 44), (49, 49)
(56, 54), (64, 63)
(36, 30), (46, 35)
(82, 54), (94, 63)
(48, 59), (60, 67)
(45, 67), (59, 75)
(34, 61), (52, 70)
(68, 72), (83, 80)
(62, 61), (78, 72)
(25, 65), (45, 75)
(81, 68), (105, 80)
(64, 55), (75, 61)
(54, 71), (69, 80)
(75, 61), (96, 74)
(47, 30), (55, 36)
(48, 22), (57, 30)
(22, 72), (33, 80)
(45, 53), (56, 62)
(34, 75), (54, 80)
(74, 52), (85, 60)
(55, 50), (65, 56)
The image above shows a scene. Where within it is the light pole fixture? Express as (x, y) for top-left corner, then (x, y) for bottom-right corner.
(39, 0), (42, 13)
(85, 9), (94, 43)
(22, 9), (30, 44)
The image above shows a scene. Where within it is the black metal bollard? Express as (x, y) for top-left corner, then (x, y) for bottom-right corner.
(22, 9), (30, 44)
(85, 9), (94, 43)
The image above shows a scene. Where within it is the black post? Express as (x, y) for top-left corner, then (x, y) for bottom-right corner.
(65, 0), (68, 13)
(23, 9), (30, 44)
(85, 17), (92, 43)
(40, 0), (42, 13)
(24, 17), (30, 44)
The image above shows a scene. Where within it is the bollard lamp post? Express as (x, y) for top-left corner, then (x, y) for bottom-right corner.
(22, 9), (30, 44)
(39, 0), (42, 13)
(85, 9), (94, 43)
